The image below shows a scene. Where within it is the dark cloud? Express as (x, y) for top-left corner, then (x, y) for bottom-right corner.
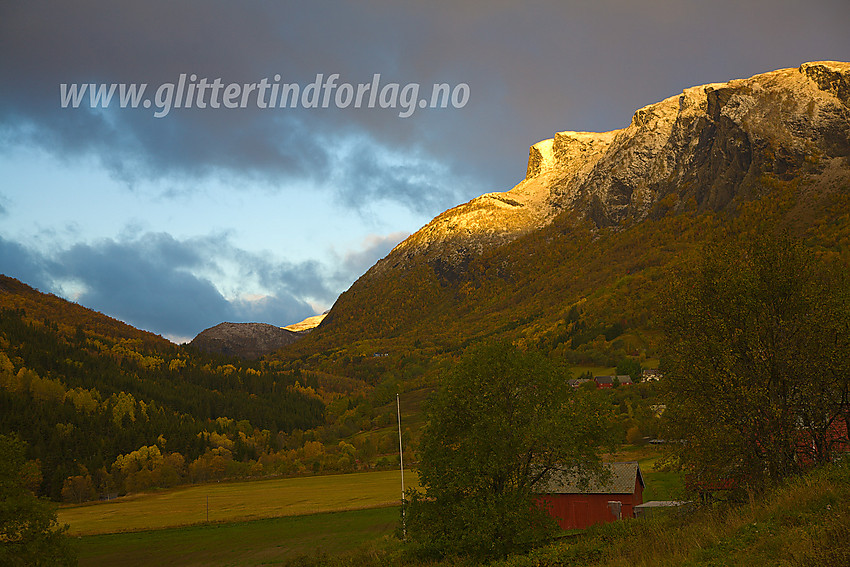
(0, 236), (55, 292)
(57, 236), (236, 337)
(6, 1), (845, 218)
(0, 232), (327, 340)
(0, 1), (482, 214)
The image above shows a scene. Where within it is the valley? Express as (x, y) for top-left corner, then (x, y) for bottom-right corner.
(2, 61), (849, 566)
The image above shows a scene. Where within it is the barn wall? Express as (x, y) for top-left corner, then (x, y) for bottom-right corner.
(537, 493), (638, 530)
(634, 476), (644, 507)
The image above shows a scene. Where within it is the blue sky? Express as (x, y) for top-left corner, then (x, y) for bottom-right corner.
(1, 1), (848, 342)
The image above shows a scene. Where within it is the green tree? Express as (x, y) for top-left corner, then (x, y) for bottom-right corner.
(616, 358), (643, 382)
(0, 434), (76, 566)
(661, 233), (850, 493)
(61, 474), (94, 504)
(405, 342), (609, 560)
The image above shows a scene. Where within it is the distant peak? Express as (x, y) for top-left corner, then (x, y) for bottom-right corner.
(283, 312), (328, 332)
(190, 321), (303, 359)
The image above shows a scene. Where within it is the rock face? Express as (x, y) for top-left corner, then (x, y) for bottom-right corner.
(190, 322), (304, 359)
(365, 61), (850, 282)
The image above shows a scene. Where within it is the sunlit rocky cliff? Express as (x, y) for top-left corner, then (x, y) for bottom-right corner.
(365, 61), (849, 281)
(284, 61), (850, 355)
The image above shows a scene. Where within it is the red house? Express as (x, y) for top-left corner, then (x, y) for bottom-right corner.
(536, 462), (645, 529)
(594, 375), (633, 388)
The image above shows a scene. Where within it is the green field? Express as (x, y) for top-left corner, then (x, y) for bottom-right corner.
(62, 454), (682, 566)
(60, 469), (417, 536)
(72, 507), (400, 567)
(569, 365), (616, 377)
(608, 446), (685, 502)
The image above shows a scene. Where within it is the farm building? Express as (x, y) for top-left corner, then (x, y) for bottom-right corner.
(536, 462), (644, 529)
(594, 375), (633, 388)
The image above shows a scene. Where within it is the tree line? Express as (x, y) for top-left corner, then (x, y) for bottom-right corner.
(0, 307), (325, 500)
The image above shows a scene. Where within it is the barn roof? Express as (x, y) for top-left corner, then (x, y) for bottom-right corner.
(537, 462), (644, 495)
(594, 375), (633, 385)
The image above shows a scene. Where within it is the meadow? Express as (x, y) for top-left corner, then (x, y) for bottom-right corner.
(72, 507), (401, 567)
(59, 442), (681, 566)
(60, 469), (417, 536)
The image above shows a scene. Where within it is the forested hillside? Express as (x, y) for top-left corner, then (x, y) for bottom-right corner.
(0, 277), (327, 500)
(277, 178), (850, 379)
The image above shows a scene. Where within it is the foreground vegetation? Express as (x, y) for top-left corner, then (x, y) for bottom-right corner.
(406, 342), (611, 560)
(662, 233), (850, 492)
(267, 460), (848, 567)
(52, 455), (850, 566)
(489, 459), (850, 567)
(0, 434), (75, 566)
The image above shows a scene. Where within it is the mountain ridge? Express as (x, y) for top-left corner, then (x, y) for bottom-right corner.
(288, 61), (850, 360)
(0, 274), (173, 349)
(283, 312), (328, 332)
(190, 321), (305, 359)
(366, 61), (849, 281)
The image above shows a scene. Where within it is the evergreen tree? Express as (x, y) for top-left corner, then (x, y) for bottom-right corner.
(0, 434), (76, 566)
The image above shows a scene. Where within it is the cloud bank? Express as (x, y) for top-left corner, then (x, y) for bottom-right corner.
(0, 230), (403, 341)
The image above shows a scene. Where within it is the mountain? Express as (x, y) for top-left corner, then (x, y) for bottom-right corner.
(281, 61), (850, 363)
(370, 61), (850, 279)
(283, 312), (328, 332)
(190, 321), (305, 359)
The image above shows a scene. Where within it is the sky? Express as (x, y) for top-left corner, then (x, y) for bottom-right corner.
(1, 1), (848, 343)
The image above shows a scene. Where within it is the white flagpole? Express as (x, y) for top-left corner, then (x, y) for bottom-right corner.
(397, 392), (406, 540)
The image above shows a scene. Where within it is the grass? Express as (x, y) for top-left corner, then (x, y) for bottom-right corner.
(59, 469), (418, 536)
(605, 444), (686, 502)
(642, 470), (684, 502)
(633, 449), (685, 502)
(72, 506), (401, 567)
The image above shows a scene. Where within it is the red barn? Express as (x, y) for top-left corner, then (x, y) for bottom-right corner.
(536, 462), (644, 530)
(594, 375), (633, 388)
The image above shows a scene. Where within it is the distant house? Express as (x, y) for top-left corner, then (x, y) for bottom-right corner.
(642, 369), (661, 381)
(687, 416), (850, 497)
(684, 474), (738, 496)
(536, 462), (645, 530)
(568, 378), (593, 388)
(594, 375), (633, 388)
